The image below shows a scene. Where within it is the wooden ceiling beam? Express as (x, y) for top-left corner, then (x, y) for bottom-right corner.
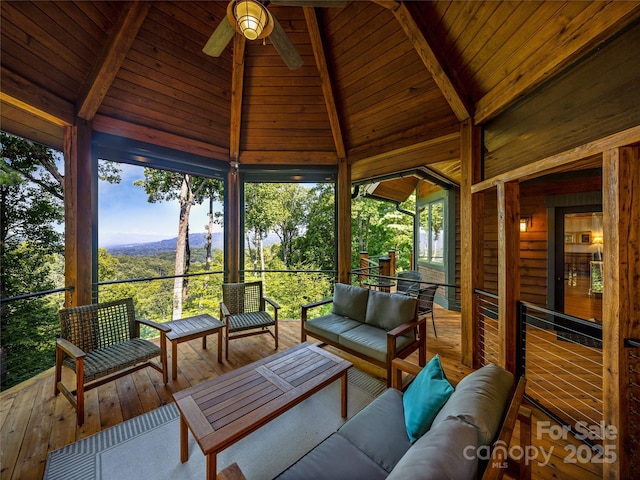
(474, 2), (640, 124)
(238, 150), (337, 165)
(304, 7), (346, 159)
(0, 67), (74, 127)
(76, 1), (151, 121)
(351, 131), (460, 182)
(230, 34), (246, 162)
(93, 114), (229, 160)
(391, 2), (471, 122)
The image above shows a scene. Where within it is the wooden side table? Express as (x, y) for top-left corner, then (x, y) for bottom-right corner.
(165, 314), (224, 380)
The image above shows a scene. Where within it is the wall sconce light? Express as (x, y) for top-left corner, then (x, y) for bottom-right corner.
(520, 217), (532, 232)
(233, 0), (269, 40)
(230, 159), (240, 175)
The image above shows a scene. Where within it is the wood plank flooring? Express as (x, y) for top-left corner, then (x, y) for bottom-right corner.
(0, 307), (602, 480)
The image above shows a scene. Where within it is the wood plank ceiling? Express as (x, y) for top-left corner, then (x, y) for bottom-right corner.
(2, 1), (638, 200)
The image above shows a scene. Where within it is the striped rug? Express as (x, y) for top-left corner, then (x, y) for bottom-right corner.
(44, 368), (386, 480)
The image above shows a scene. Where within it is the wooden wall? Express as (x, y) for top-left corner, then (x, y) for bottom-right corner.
(483, 20), (640, 179)
(481, 171), (602, 306)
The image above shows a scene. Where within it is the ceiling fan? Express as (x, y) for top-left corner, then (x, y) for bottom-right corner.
(202, 0), (346, 70)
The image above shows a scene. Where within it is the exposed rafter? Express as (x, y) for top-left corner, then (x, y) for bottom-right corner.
(304, 6), (346, 159)
(93, 115), (230, 160)
(230, 34), (247, 162)
(76, 1), (151, 121)
(391, 2), (472, 122)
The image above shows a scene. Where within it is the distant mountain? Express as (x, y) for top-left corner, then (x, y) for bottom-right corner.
(106, 231), (280, 256)
(107, 232), (223, 256)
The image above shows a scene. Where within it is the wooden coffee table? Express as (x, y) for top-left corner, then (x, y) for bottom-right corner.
(173, 342), (352, 479)
(165, 314), (225, 380)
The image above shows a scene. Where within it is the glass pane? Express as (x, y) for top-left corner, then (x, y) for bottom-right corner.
(429, 200), (444, 264)
(563, 212), (603, 322)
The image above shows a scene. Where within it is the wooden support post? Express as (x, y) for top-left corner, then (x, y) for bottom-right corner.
(497, 181), (520, 375)
(388, 250), (396, 277)
(460, 120), (483, 368)
(379, 257), (391, 292)
(225, 166), (241, 283)
(63, 120), (95, 307)
(337, 157), (351, 285)
(602, 146), (640, 480)
(359, 251), (369, 286)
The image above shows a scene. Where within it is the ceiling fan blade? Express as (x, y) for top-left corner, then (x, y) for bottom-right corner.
(270, 16), (304, 70)
(203, 16), (236, 57)
(271, 1), (347, 6)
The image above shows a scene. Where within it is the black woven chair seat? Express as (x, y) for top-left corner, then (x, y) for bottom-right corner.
(229, 311), (275, 332)
(63, 338), (162, 383)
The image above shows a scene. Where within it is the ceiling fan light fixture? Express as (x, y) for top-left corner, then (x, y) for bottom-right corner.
(234, 0), (268, 41)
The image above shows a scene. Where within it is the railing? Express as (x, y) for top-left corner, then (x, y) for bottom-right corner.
(625, 338), (640, 464)
(519, 301), (603, 445)
(0, 269), (336, 389)
(474, 289), (500, 367)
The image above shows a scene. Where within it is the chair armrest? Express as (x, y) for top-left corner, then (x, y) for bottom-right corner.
(386, 316), (425, 338)
(137, 318), (171, 333)
(391, 358), (423, 390)
(302, 297), (333, 311)
(264, 296), (280, 310)
(220, 302), (230, 318)
(301, 298), (333, 323)
(56, 337), (87, 360)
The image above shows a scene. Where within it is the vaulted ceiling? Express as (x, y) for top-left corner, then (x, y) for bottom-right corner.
(2, 1), (639, 197)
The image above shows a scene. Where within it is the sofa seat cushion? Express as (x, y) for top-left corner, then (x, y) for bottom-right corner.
(365, 290), (417, 331)
(432, 363), (514, 446)
(402, 354), (454, 443)
(305, 314), (362, 343)
(386, 415), (479, 480)
(332, 283), (369, 323)
(337, 388), (411, 472)
(339, 324), (415, 363)
(275, 433), (388, 480)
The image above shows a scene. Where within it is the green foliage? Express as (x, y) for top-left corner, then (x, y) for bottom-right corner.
(351, 195), (414, 270)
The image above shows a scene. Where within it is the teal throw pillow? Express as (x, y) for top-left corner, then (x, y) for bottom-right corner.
(402, 354), (454, 443)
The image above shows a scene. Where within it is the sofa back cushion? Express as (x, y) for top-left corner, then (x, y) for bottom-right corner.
(386, 415), (479, 480)
(365, 290), (416, 331)
(332, 283), (369, 323)
(431, 363), (514, 446)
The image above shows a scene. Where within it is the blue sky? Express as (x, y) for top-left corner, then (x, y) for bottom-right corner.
(98, 163), (222, 247)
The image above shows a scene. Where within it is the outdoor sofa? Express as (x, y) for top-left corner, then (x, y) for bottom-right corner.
(301, 283), (426, 386)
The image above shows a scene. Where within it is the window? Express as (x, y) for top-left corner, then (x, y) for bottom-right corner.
(418, 199), (445, 265)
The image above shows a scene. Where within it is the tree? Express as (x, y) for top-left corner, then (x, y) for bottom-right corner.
(271, 184), (311, 268)
(0, 132), (122, 387)
(293, 184), (335, 271)
(134, 169), (222, 319)
(244, 183), (278, 282)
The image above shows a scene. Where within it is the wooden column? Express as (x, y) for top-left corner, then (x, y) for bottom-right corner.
(388, 250), (396, 276)
(379, 257), (391, 292)
(225, 167), (241, 283)
(337, 157), (351, 284)
(497, 181), (520, 375)
(460, 120), (483, 368)
(63, 120), (95, 307)
(602, 146), (640, 480)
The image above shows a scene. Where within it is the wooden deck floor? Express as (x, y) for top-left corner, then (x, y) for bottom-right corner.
(1, 307), (602, 480)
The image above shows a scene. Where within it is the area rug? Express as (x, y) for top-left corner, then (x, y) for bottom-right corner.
(44, 368), (386, 480)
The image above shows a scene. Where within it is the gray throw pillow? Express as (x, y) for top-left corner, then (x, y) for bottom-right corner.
(365, 290), (416, 331)
(331, 283), (369, 323)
